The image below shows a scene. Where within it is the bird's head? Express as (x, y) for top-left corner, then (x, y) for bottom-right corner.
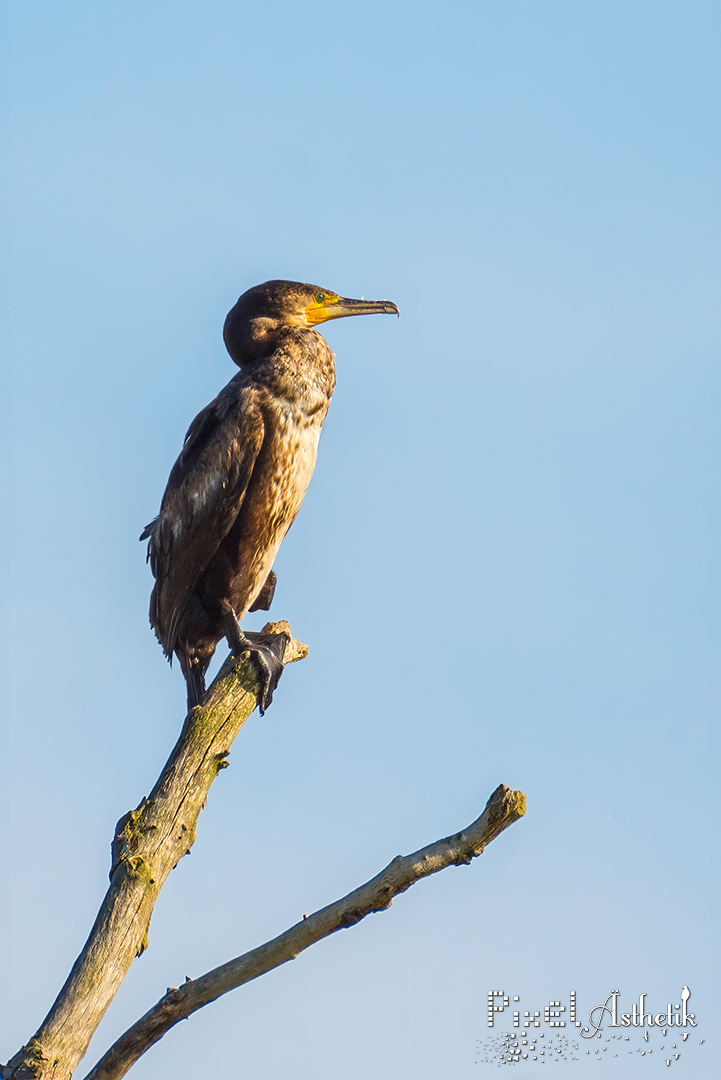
(223, 279), (399, 365)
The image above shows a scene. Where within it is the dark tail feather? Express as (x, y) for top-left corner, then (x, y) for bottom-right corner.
(177, 645), (207, 711)
(185, 668), (206, 712)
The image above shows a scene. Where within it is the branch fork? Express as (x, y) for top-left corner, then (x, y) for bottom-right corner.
(2, 621), (525, 1080)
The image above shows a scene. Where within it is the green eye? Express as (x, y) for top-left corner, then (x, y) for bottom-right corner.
(315, 292), (325, 303)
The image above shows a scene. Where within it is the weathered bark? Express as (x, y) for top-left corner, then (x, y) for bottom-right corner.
(2, 623), (306, 1080)
(3, 618), (526, 1080)
(82, 783), (526, 1080)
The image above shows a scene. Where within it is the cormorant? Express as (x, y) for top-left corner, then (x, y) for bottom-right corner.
(141, 279), (399, 713)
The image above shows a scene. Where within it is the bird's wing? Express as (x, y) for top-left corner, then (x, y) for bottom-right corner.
(141, 382), (265, 655)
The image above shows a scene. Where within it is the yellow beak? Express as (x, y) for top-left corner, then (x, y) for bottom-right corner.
(306, 295), (399, 325)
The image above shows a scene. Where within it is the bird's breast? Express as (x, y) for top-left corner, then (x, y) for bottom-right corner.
(262, 407), (323, 526)
(228, 403), (327, 610)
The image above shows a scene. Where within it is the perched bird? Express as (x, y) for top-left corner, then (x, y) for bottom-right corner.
(141, 279), (399, 713)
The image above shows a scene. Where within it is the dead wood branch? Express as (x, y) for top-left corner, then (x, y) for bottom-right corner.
(82, 783), (526, 1080)
(2, 623), (306, 1080)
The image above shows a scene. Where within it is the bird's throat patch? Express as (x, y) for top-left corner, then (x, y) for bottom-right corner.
(305, 292), (341, 324)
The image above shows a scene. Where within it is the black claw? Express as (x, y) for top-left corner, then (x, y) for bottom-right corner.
(244, 630), (288, 714)
(251, 642), (284, 715)
(222, 611), (287, 714)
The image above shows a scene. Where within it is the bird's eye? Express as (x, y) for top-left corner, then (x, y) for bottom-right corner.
(315, 293), (325, 303)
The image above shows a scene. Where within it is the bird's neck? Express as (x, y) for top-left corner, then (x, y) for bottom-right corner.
(245, 324), (337, 414)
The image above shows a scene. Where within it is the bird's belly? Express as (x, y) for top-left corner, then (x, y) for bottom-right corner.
(212, 417), (322, 618)
(251, 427), (320, 583)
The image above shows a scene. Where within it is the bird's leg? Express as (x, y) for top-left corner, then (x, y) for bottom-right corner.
(248, 569), (277, 612)
(221, 607), (285, 716)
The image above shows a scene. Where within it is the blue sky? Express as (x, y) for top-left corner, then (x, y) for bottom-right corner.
(5, 2), (719, 1076)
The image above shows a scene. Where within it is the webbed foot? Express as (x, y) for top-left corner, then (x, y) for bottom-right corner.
(222, 612), (287, 715)
(249, 570), (277, 612)
(241, 635), (285, 715)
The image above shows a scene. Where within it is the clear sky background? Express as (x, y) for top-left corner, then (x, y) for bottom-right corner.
(4, 1), (719, 1076)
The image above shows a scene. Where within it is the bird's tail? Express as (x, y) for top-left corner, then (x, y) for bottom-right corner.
(177, 646), (208, 712)
(185, 668), (207, 712)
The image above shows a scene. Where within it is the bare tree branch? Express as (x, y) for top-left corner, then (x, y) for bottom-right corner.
(2, 623), (307, 1080)
(82, 783), (526, 1080)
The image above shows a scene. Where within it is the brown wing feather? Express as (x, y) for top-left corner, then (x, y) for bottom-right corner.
(141, 381), (265, 657)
